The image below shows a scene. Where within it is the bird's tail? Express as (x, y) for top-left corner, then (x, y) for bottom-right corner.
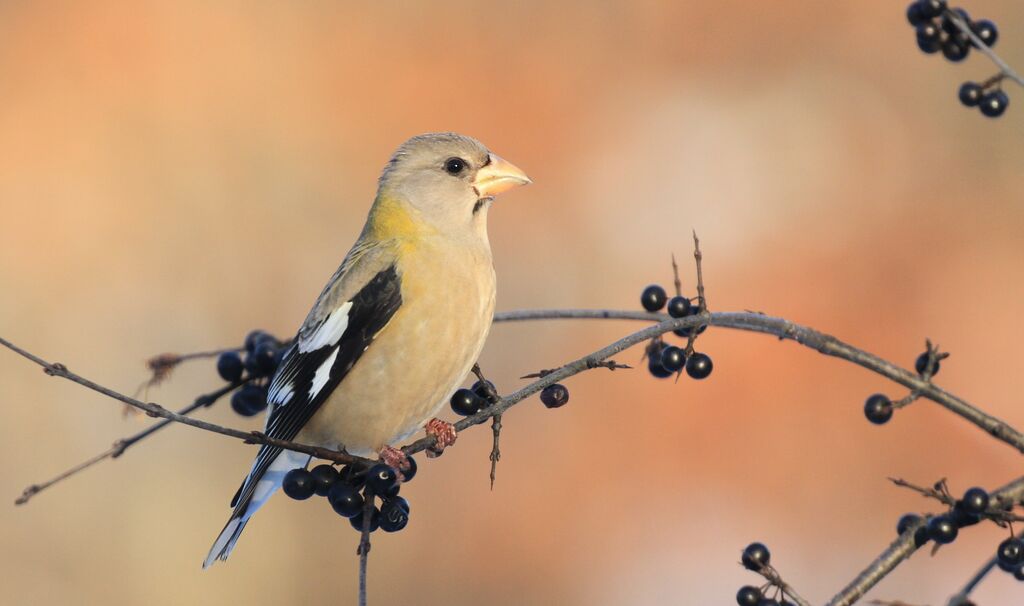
(203, 448), (310, 569)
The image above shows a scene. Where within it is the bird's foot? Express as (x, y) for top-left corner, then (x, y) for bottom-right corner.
(424, 418), (457, 458)
(379, 445), (411, 479)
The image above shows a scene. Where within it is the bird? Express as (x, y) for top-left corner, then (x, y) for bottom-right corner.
(203, 133), (530, 568)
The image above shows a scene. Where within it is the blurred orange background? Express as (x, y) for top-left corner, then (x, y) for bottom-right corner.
(2, 1), (1023, 604)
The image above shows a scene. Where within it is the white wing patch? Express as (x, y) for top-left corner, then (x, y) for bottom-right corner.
(299, 302), (353, 353)
(310, 348), (339, 400)
(273, 382), (294, 406)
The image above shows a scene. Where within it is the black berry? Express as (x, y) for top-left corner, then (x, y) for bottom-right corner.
(309, 464), (340, 496)
(327, 482), (364, 517)
(349, 506), (380, 532)
(365, 464), (399, 496)
(927, 514), (959, 544)
(979, 90), (1009, 118)
(916, 21), (941, 44)
(1015, 567), (1024, 581)
(959, 82), (983, 107)
(471, 379), (498, 402)
(971, 19), (998, 47)
(246, 341), (278, 377)
(231, 384), (268, 416)
(667, 296), (691, 318)
(540, 384), (569, 409)
(339, 464), (367, 489)
(864, 394), (893, 425)
(379, 497), (411, 532)
(660, 346), (686, 373)
(914, 352), (940, 376)
(399, 455), (417, 482)
(641, 285), (668, 312)
(282, 468), (316, 500)
(951, 500), (981, 528)
(741, 542), (771, 571)
(647, 343), (674, 379)
(897, 513), (923, 535)
(244, 330), (274, 353)
(450, 388), (485, 416)
(906, 1), (929, 26)
(673, 305), (707, 338)
(216, 351), (244, 382)
(918, 0), (946, 18)
(942, 37), (970, 62)
(961, 487), (989, 514)
(736, 585), (762, 606)
(998, 538), (1024, 569)
(685, 352), (713, 379)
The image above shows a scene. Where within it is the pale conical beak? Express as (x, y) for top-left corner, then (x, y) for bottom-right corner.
(473, 153), (531, 198)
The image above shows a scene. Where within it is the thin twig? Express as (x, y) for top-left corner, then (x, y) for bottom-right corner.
(489, 414), (502, 490)
(825, 476), (1024, 606)
(947, 8), (1024, 88)
(357, 494), (374, 606)
(670, 253), (682, 297)
(15, 380), (243, 504)
(753, 562), (813, 606)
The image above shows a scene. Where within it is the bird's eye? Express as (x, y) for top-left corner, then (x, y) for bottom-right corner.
(444, 157), (466, 175)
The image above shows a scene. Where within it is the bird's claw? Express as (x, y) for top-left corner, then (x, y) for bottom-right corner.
(424, 418), (457, 458)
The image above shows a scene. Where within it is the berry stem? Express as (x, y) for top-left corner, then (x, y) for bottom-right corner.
(944, 8), (1024, 89)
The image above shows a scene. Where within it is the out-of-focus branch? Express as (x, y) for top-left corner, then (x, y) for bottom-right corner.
(947, 8), (1024, 88)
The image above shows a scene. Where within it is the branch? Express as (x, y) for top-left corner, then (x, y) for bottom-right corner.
(947, 528), (1024, 606)
(825, 476), (1024, 606)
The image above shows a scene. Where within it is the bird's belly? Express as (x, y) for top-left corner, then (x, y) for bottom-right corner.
(301, 257), (495, 457)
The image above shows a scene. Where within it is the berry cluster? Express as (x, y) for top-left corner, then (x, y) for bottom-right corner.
(734, 542), (798, 606)
(640, 284), (714, 380)
(215, 330), (285, 416)
(862, 347), (943, 425)
(282, 460), (414, 534)
(895, 484), (1024, 580)
(906, 1), (1009, 117)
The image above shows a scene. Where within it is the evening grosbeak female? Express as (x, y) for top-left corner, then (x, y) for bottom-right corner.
(204, 133), (530, 568)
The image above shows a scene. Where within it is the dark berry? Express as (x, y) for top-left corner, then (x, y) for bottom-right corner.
(685, 352), (713, 379)
(339, 464), (367, 488)
(648, 356), (674, 379)
(971, 19), (998, 47)
(540, 383), (569, 409)
(998, 538), (1024, 569)
(927, 514), (958, 544)
(959, 82), (983, 107)
(243, 330), (272, 353)
(666, 296), (691, 318)
(914, 352), (940, 376)
(757, 600), (781, 606)
(942, 37), (970, 61)
(673, 305), (708, 338)
(379, 497), (411, 532)
(917, 35), (942, 54)
(327, 482), (364, 517)
(246, 341), (278, 377)
(450, 388), (485, 416)
(980, 90), (1009, 118)
(741, 542), (770, 571)
(216, 351), (244, 382)
(906, 1), (929, 26)
(309, 464), (340, 496)
(942, 8), (970, 34)
(864, 394), (893, 425)
(641, 285), (668, 312)
(471, 379), (498, 402)
(897, 513), (923, 535)
(916, 21), (942, 43)
(349, 506), (380, 533)
(951, 500), (982, 528)
(399, 455), (417, 482)
(918, 0), (946, 17)
(660, 346), (686, 373)
(1015, 567), (1024, 581)
(736, 586), (762, 606)
(231, 384), (268, 416)
(282, 468), (316, 500)
(961, 487), (989, 514)
(365, 464), (399, 496)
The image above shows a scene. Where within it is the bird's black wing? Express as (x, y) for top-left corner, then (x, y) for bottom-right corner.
(228, 265), (402, 514)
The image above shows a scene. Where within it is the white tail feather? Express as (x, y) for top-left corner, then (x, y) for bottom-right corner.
(203, 448), (310, 568)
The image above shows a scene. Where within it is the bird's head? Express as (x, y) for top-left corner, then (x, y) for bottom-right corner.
(373, 132), (530, 238)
